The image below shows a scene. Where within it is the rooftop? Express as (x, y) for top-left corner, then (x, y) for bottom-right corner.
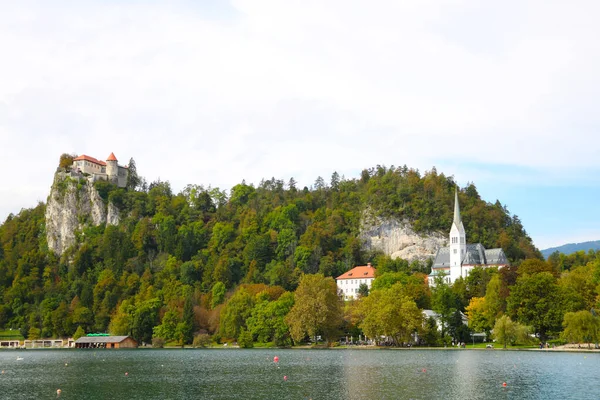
(73, 155), (106, 166)
(336, 263), (376, 280)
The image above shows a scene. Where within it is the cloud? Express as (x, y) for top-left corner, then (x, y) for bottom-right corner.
(1, 0), (600, 245)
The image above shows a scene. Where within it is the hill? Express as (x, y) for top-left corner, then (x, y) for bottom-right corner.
(541, 240), (600, 259)
(0, 161), (540, 342)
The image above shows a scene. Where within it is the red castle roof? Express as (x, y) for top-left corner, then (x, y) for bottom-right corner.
(73, 155), (106, 166)
(107, 152), (118, 161)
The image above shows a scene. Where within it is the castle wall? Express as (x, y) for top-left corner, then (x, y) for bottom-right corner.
(73, 160), (106, 175)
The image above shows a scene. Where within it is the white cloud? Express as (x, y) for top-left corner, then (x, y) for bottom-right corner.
(1, 0), (600, 246)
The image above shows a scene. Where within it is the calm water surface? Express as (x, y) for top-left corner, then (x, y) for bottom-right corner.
(0, 348), (598, 399)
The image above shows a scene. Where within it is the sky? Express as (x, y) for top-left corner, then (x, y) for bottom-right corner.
(1, 0), (600, 250)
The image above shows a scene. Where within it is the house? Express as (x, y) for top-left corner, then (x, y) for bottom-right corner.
(74, 335), (138, 349)
(428, 189), (509, 286)
(336, 263), (376, 300)
(72, 152), (129, 188)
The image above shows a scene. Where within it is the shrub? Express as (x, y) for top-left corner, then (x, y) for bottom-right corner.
(193, 334), (212, 348)
(152, 337), (165, 348)
(238, 329), (254, 348)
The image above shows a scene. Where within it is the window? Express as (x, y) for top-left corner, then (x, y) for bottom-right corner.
(453, 249), (457, 254)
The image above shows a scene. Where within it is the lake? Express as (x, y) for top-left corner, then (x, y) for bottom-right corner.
(0, 348), (598, 399)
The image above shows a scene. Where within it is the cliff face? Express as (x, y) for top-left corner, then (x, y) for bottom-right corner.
(45, 172), (120, 255)
(360, 216), (447, 262)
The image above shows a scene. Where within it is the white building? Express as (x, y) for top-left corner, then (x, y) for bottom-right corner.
(336, 263), (376, 300)
(428, 189), (509, 286)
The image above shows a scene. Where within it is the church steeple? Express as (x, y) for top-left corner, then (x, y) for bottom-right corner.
(449, 186), (467, 282)
(453, 188), (461, 226)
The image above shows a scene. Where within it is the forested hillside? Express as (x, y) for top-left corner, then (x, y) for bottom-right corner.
(0, 163), (540, 344)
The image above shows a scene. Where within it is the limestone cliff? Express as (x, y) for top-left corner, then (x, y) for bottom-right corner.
(45, 172), (120, 255)
(360, 216), (447, 262)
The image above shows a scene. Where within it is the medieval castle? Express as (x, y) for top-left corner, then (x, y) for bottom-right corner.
(71, 152), (129, 188)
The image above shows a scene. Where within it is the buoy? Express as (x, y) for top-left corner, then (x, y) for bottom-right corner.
(125, 372), (129, 376)
(1, 370), (4, 374)
(65, 363), (68, 366)
(422, 368), (426, 373)
(283, 376), (288, 381)
(57, 389), (62, 395)
(273, 356), (279, 363)
(502, 382), (507, 387)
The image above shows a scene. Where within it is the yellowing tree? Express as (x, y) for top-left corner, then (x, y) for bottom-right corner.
(285, 274), (343, 344)
(358, 283), (423, 345)
(465, 297), (493, 334)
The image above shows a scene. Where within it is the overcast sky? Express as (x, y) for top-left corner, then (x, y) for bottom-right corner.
(1, 0), (600, 250)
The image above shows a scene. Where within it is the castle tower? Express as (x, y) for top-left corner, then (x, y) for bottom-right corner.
(106, 152), (118, 184)
(449, 188), (466, 283)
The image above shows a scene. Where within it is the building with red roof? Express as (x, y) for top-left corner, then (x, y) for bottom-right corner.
(72, 153), (129, 188)
(336, 263), (376, 300)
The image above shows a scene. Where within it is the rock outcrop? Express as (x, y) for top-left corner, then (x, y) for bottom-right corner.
(360, 216), (447, 262)
(45, 172), (120, 255)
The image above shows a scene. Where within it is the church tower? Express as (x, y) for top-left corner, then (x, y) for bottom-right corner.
(449, 188), (466, 283)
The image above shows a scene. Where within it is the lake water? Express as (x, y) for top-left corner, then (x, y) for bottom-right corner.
(0, 348), (598, 399)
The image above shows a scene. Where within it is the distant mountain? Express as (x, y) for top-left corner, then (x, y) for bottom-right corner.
(541, 240), (600, 259)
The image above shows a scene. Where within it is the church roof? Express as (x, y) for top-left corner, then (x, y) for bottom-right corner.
(73, 155), (107, 166)
(432, 244), (508, 269)
(336, 264), (376, 280)
(107, 152), (118, 161)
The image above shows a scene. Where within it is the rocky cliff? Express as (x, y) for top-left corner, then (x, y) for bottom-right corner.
(45, 172), (120, 255)
(360, 216), (447, 262)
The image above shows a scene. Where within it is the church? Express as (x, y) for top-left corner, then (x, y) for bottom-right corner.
(428, 190), (509, 286)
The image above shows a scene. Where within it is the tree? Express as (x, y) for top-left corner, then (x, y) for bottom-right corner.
(358, 283), (369, 298)
(431, 276), (458, 338)
(73, 325), (86, 341)
(358, 283), (423, 345)
(211, 282), (226, 309)
(285, 274), (343, 344)
(59, 153), (75, 169)
(126, 158), (141, 191)
(562, 310), (600, 348)
(465, 297), (494, 335)
(219, 288), (254, 340)
(492, 315), (530, 349)
(507, 272), (564, 342)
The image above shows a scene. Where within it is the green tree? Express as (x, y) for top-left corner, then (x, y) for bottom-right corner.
(285, 274), (343, 344)
(237, 328), (254, 348)
(358, 283), (369, 298)
(153, 309), (179, 341)
(219, 288), (254, 340)
(211, 282), (226, 309)
(431, 276), (458, 338)
(562, 310), (600, 348)
(73, 325), (86, 341)
(358, 283), (423, 345)
(492, 315), (530, 349)
(507, 272), (564, 342)
(126, 158), (141, 191)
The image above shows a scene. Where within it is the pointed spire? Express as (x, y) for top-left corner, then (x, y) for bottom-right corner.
(107, 152), (118, 162)
(453, 187), (461, 226)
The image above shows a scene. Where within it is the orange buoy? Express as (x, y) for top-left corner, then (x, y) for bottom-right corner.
(283, 376), (288, 381)
(502, 382), (507, 387)
(422, 369), (426, 373)
(273, 356), (279, 363)
(57, 389), (62, 395)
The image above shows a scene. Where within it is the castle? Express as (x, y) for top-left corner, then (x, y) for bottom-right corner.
(72, 152), (129, 188)
(428, 189), (509, 286)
